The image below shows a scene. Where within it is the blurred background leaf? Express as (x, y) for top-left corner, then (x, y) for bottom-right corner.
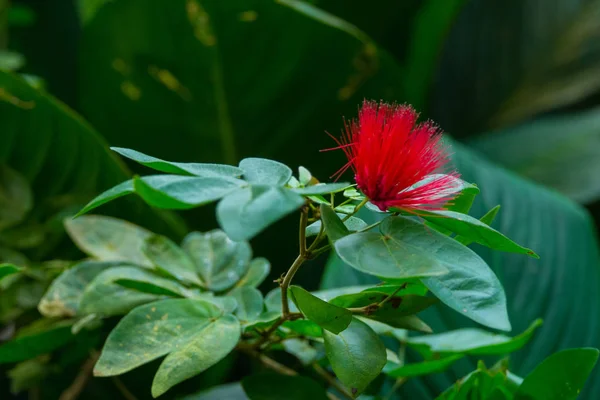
(2, 0), (600, 398)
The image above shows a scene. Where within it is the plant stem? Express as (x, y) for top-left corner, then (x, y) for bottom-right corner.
(239, 347), (342, 400)
(312, 363), (355, 400)
(342, 197), (369, 222)
(111, 377), (138, 400)
(280, 254), (305, 316)
(58, 352), (99, 400)
(281, 207), (309, 316)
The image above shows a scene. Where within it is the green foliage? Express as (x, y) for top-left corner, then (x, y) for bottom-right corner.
(515, 348), (599, 400)
(3, 0), (600, 398)
(289, 285), (352, 334)
(323, 318), (387, 396)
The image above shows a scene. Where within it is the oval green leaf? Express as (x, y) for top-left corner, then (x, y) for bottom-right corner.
(334, 216), (454, 280)
(182, 230), (252, 292)
(65, 215), (153, 268)
(216, 185), (305, 241)
(323, 317), (387, 397)
(239, 158), (292, 186)
(111, 147), (243, 177)
(289, 285), (351, 334)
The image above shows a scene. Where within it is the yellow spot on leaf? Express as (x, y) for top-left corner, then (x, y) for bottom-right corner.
(151, 307), (156, 312)
(186, 0), (216, 46)
(176, 325), (182, 330)
(161, 313), (169, 321)
(148, 65), (192, 101)
(146, 314), (152, 320)
(121, 81), (141, 101)
(239, 10), (258, 22)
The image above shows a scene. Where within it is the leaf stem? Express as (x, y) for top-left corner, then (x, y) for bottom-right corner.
(342, 197), (369, 222)
(239, 347), (342, 400)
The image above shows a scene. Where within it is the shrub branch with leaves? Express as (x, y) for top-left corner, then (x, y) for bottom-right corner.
(1, 101), (598, 399)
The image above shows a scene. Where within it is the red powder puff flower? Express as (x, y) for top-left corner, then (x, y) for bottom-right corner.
(325, 100), (460, 212)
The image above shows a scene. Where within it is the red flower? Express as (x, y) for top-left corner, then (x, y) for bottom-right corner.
(325, 100), (459, 212)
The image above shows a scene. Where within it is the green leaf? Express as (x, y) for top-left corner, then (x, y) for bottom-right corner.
(79, 266), (166, 316)
(234, 258), (270, 289)
(0, 263), (21, 282)
(0, 320), (74, 363)
(480, 205), (501, 226)
(242, 373), (329, 400)
(436, 361), (514, 400)
(515, 348), (600, 400)
(306, 214), (367, 237)
(133, 174), (245, 209)
(282, 339), (319, 365)
(320, 204), (351, 242)
(322, 142), (600, 396)
(0, 165), (33, 231)
(403, 0), (469, 111)
(330, 292), (437, 329)
(284, 319), (323, 337)
(384, 355), (464, 378)
(239, 158), (292, 186)
(416, 209), (538, 258)
(142, 234), (203, 287)
(343, 188), (364, 201)
(470, 109), (600, 203)
(298, 166), (313, 186)
(111, 147), (243, 177)
(292, 182), (351, 195)
(217, 185), (305, 241)
(362, 281), (429, 297)
(289, 285), (352, 334)
(94, 299), (240, 398)
(229, 287), (264, 325)
(151, 319), (240, 397)
(38, 261), (116, 318)
(115, 275), (192, 298)
(433, 0), (600, 133)
(407, 319), (543, 358)
(65, 215), (153, 268)
(335, 216), (460, 280)
(7, 358), (50, 394)
(323, 318), (387, 397)
(76, 180), (134, 216)
(182, 230), (252, 292)
(0, 71), (182, 238)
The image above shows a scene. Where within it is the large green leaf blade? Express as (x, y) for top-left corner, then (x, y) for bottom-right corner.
(0, 70), (182, 238)
(515, 348), (599, 400)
